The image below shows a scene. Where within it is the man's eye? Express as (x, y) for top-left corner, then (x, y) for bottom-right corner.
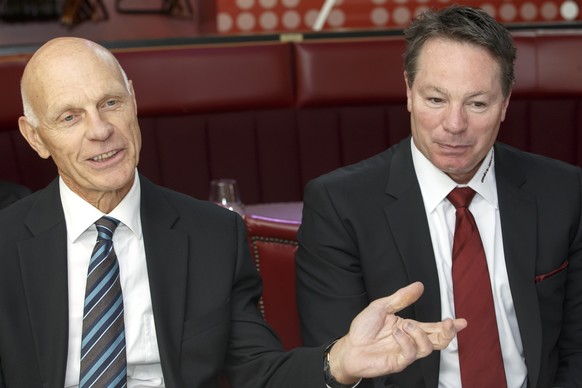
(106, 99), (117, 107)
(64, 115), (75, 122)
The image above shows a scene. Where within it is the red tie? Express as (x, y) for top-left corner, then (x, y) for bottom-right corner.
(448, 187), (507, 388)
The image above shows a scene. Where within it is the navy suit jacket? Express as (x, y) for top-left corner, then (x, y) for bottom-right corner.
(0, 175), (326, 387)
(296, 137), (582, 388)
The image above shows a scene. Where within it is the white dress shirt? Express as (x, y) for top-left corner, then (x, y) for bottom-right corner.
(62, 173), (164, 387)
(411, 140), (528, 388)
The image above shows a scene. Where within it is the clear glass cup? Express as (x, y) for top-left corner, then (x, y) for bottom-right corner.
(208, 178), (245, 216)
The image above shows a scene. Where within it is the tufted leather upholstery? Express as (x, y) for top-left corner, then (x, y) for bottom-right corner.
(1, 31), (581, 203)
(244, 213), (302, 350)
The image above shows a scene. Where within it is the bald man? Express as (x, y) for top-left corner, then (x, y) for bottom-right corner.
(0, 37), (465, 388)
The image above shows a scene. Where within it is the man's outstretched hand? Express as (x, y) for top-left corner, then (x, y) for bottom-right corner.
(328, 282), (467, 384)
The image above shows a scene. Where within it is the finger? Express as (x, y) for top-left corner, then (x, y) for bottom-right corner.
(401, 320), (434, 358)
(453, 318), (468, 332)
(371, 282), (425, 314)
(392, 327), (418, 371)
(417, 318), (467, 350)
(417, 318), (467, 335)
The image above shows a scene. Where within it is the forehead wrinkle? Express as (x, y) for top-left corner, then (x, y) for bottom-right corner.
(24, 38), (121, 93)
(26, 44), (127, 124)
(22, 41), (87, 119)
(417, 38), (502, 88)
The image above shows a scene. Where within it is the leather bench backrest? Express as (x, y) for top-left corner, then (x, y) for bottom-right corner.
(0, 32), (581, 202)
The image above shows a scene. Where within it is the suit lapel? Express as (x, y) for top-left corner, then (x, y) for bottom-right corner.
(19, 179), (69, 387)
(16, 176), (193, 386)
(381, 142), (542, 386)
(383, 139), (442, 387)
(139, 177), (189, 387)
(495, 145), (541, 387)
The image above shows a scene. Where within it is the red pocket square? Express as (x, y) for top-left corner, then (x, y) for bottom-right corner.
(535, 260), (569, 283)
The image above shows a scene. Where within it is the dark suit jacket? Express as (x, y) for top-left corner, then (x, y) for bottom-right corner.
(0, 175), (326, 388)
(0, 180), (31, 210)
(296, 137), (582, 388)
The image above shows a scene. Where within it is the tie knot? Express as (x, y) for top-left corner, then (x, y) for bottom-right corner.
(447, 187), (476, 209)
(95, 216), (120, 241)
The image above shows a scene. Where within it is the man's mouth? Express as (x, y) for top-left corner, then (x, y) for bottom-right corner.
(439, 143), (470, 151)
(91, 150), (118, 162)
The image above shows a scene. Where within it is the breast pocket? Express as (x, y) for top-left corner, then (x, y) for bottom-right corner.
(535, 262), (568, 330)
(535, 260), (568, 296)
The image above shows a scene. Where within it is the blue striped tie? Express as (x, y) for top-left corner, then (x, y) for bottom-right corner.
(80, 216), (127, 388)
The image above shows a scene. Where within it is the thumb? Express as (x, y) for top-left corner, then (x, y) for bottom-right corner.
(370, 282), (424, 314)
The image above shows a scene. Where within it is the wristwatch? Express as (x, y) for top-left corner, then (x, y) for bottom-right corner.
(323, 341), (355, 388)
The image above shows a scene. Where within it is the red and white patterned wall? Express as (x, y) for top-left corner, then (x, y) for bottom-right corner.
(216, 0), (581, 34)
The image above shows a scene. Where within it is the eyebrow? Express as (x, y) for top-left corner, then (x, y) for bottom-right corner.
(422, 85), (448, 95)
(422, 85), (490, 99)
(49, 103), (78, 122)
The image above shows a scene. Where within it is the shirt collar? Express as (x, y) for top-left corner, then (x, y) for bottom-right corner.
(60, 170), (142, 243)
(411, 139), (497, 212)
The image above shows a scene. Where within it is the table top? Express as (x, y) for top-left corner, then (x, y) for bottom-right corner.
(244, 201), (303, 223)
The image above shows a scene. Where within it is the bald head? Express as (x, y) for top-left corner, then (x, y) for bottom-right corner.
(21, 37), (130, 128)
(17, 37), (142, 212)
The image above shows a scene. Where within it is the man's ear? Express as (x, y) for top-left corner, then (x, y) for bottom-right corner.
(128, 79), (138, 112)
(404, 71), (413, 113)
(18, 116), (51, 159)
(500, 90), (512, 123)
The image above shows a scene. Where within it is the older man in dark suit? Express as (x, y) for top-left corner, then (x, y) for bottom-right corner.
(0, 37), (466, 387)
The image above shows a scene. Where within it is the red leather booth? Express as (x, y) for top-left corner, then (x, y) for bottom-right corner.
(244, 213), (302, 350)
(1, 31), (581, 204)
(1, 29), (581, 355)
